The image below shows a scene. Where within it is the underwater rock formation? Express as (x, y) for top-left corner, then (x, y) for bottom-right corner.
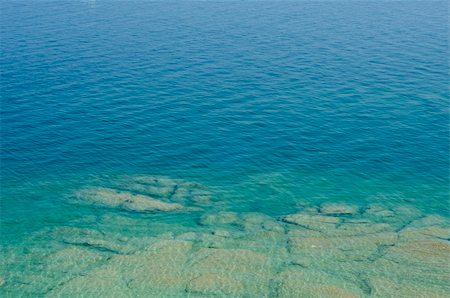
(112, 175), (212, 205)
(319, 203), (359, 215)
(75, 187), (184, 212)
(1, 175), (449, 297)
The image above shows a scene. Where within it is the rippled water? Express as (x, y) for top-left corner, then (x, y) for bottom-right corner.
(1, 1), (449, 297)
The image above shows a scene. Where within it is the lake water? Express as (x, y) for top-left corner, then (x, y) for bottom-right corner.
(1, 1), (449, 297)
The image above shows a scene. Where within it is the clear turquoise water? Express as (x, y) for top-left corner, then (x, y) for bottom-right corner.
(1, 1), (449, 297)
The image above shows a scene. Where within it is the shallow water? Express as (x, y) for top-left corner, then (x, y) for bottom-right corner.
(1, 1), (449, 297)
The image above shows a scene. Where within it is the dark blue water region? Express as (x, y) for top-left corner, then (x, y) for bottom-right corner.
(1, 1), (449, 219)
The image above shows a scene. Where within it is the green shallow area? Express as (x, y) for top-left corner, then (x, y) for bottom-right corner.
(1, 174), (449, 297)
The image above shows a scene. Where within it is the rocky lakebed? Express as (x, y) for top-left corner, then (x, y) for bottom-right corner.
(1, 175), (449, 297)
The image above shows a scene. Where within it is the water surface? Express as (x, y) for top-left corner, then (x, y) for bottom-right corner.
(1, 1), (449, 297)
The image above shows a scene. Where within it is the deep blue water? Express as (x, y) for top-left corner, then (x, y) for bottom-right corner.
(1, 1), (449, 296)
(2, 1), (448, 210)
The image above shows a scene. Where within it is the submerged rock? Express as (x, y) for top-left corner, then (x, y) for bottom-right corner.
(350, 239), (450, 297)
(240, 212), (272, 224)
(47, 266), (130, 297)
(50, 226), (160, 255)
(190, 248), (273, 296)
(176, 182), (212, 204)
(408, 215), (449, 228)
(121, 240), (194, 296)
(399, 226), (450, 241)
(393, 205), (422, 219)
(228, 229), (289, 258)
(114, 175), (177, 196)
(186, 273), (245, 296)
(320, 203), (359, 215)
(262, 219), (285, 233)
(49, 227), (134, 254)
(238, 215), (265, 232)
(176, 232), (199, 241)
(383, 239), (450, 271)
(288, 232), (398, 267)
(1, 246), (106, 296)
(113, 175), (212, 205)
(275, 269), (363, 298)
(195, 232), (230, 248)
(212, 229), (231, 238)
(75, 187), (183, 212)
(333, 222), (393, 237)
(200, 211), (239, 226)
(282, 213), (340, 231)
(363, 204), (396, 218)
(44, 246), (106, 273)
(191, 248), (271, 273)
(62, 236), (133, 254)
(368, 276), (449, 298)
